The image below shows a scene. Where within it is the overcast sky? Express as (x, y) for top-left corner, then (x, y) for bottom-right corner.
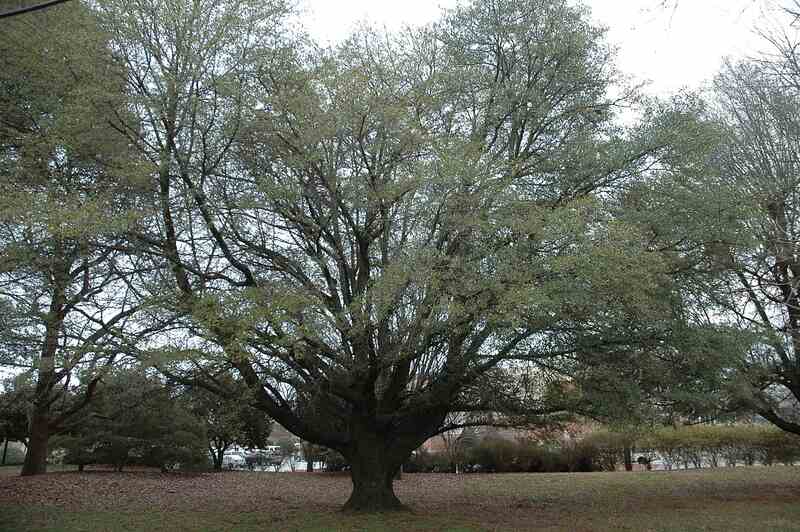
(301, 0), (794, 98)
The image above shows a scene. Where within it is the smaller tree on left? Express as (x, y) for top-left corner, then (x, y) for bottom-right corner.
(0, 2), (149, 475)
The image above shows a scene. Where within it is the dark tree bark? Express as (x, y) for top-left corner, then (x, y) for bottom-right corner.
(20, 404), (50, 476)
(21, 303), (63, 476)
(336, 422), (424, 512)
(209, 439), (233, 472)
(1, 439), (8, 466)
(212, 446), (226, 471)
(21, 264), (65, 477)
(343, 442), (407, 512)
(624, 446), (633, 472)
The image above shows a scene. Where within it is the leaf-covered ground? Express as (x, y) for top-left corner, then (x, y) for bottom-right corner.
(1, 466), (800, 531)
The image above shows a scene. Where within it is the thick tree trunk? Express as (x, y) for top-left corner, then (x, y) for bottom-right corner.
(22, 264), (65, 477)
(1, 439), (8, 466)
(343, 439), (407, 512)
(306, 458), (313, 472)
(21, 405), (50, 476)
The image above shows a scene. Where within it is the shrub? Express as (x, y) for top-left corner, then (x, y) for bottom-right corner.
(640, 424), (800, 469)
(419, 423), (800, 474)
(466, 437), (600, 473)
(405, 448), (453, 473)
(515, 441), (562, 473)
(580, 430), (630, 471)
(758, 428), (800, 466)
(468, 437), (518, 472)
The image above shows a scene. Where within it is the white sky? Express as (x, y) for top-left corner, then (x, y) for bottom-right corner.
(301, 0), (794, 98)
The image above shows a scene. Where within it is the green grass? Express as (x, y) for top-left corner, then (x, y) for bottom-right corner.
(0, 464), (77, 476)
(0, 465), (21, 477)
(0, 506), (478, 532)
(2, 467), (799, 531)
(7, 503), (797, 532)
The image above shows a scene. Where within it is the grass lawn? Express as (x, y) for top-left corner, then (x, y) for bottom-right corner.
(1, 466), (799, 531)
(0, 465), (77, 477)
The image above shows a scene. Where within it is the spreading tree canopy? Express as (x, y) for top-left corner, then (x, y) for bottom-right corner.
(90, 0), (723, 510)
(0, 0), (755, 511)
(690, 40), (800, 434)
(611, 0), (800, 436)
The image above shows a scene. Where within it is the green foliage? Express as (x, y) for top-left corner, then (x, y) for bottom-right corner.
(103, 0), (729, 466)
(622, 32), (800, 436)
(2, 0), (788, 509)
(462, 437), (596, 473)
(0, 0), (152, 477)
(580, 430), (633, 471)
(0, 1), (146, 240)
(56, 372), (208, 472)
(299, 441), (325, 463)
(0, 379), (30, 444)
(403, 447), (436, 473)
(184, 377), (272, 469)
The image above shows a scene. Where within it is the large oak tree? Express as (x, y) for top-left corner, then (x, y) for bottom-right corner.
(93, 0), (716, 510)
